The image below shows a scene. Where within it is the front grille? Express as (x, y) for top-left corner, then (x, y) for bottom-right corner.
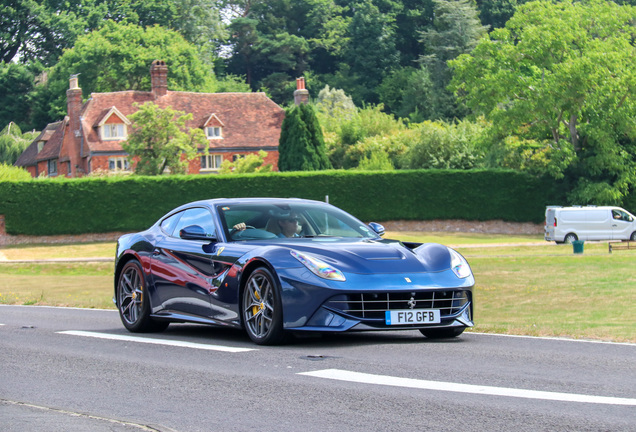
(324, 290), (470, 321)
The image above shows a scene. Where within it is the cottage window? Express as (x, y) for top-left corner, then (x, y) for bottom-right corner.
(37, 141), (45, 153)
(102, 123), (126, 140)
(206, 127), (222, 139)
(48, 159), (58, 176)
(201, 154), (223, 171)
(109, 157), (130, 172)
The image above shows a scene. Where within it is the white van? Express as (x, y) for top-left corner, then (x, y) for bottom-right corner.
(544, 206), (636, 243)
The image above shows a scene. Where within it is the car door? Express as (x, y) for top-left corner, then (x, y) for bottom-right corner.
(151, 207), (225, 318)
(611, 208), (635, 240)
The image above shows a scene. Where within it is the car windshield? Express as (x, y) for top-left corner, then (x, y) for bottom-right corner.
(217, 202), (380, 241)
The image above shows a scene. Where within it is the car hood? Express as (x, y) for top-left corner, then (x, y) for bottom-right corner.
(258, 238), (454, 274)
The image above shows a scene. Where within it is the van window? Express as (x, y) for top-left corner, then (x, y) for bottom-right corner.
(612, 209), (634, 222)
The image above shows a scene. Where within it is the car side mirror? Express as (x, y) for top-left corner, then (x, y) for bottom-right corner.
(368, 222), (385, 237)
(180, 225), (216, 242)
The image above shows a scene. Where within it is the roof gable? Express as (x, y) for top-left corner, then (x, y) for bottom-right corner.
(95, 106), (131, 127)
(203, 113), (225, 128)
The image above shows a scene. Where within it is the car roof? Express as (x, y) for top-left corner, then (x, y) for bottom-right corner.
(188, 197), (323, 207)
(166, 197), (328, 215)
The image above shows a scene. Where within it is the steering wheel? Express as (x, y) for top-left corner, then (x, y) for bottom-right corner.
(229, 225), (256, 237)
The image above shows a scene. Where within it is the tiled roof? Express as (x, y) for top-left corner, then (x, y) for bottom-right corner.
(14, 121), (64, 167)
(81, 91), (284, 153)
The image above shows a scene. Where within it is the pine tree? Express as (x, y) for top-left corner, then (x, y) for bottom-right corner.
(278, 104), (331, 171)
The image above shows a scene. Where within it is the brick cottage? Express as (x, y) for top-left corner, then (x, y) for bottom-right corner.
(15, 60), (288, 177)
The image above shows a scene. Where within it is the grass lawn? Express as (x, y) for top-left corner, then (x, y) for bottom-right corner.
(1, 235), (634, 342)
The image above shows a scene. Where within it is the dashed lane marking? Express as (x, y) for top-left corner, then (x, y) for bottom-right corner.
(58, 330), (256, 353)
(299, 369), (636, 406)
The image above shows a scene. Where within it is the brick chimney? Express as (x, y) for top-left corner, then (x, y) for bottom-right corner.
(66, 75), (84, 175)
(294, 77), (309, 105)
(67, 75), (82, 134)
(150, 60), (168, 97)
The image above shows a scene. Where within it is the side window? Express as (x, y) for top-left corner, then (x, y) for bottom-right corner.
(160, 212), (183, 236)
(173, 207), (216, 239)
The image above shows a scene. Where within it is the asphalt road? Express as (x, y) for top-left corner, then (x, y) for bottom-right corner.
(1, 305), (635, 432)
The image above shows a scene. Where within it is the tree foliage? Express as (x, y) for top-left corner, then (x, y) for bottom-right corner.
(1, 0), (224, 66)
(278, 104), (331, 171)
(219, 150), (273, 174)
(0, 62), (40, 131)
(0, 163), (32, 181)
(450, 0), (636, 203)
(418, 0), (488, 120)
(32, 21), (216, 125)
(0, 122), (38, 165)
(122, 102), (209, 176)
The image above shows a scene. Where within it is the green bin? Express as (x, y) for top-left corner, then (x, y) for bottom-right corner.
(572, 240), (584, 254)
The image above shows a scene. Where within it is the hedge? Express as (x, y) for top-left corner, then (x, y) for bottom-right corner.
(0, 169), (564, 236)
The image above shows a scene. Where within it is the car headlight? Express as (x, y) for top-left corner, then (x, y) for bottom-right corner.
(290, 250), (346, 281)
(449, 248), (472, 279)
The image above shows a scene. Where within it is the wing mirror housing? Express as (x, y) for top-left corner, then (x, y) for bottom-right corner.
(368, 222), (385, 237)
(179, 225), (217, 242)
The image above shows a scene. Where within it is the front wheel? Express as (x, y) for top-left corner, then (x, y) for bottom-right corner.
(631, 232), (636, 241)
(419, 327), (465, 339)
(117, 260), (168, 333)
(242, 267), (286, 345)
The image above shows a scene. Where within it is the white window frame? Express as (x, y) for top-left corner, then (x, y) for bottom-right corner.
(108, 156), (130, 172)
(206, 126), (223, 139)
(200, 154), (223, 172)
(102, 123), (127, 140)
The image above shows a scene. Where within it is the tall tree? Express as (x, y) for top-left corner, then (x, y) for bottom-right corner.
(0, 122), (38, 165)
(278, 104), (331, 171)
(122, 102), (208, 176)
(339, 0), (398, 104)
(31, 21), (216, 127)
(1, 0), (224, 66)
(450, 0), (636, 204)
(0, 62), (40, 131)
(418, 0), (488, 120)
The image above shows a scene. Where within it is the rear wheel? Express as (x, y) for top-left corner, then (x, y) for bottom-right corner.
(419, 327), (465, 339)
(242, 267), (286, 345)
(631, 232), (636, 241)
(117, 260), (168, 333)
(564, 233), (578, 244)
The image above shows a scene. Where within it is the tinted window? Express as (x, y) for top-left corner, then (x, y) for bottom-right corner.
(173, 207), (216, 239)
(160, 212), (183, 236)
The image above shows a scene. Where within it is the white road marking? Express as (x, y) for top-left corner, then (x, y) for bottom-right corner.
(0, 399), (159, 431)
(468, 331), (636, 347)
(58, 330), (256, 353)
(299, 369), (636, 406)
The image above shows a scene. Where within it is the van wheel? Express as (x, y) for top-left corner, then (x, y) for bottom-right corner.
(631, 232), (636, 241)
(564, 233), (578, 244)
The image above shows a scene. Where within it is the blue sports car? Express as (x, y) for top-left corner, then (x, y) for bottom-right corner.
(114, 198), (474, 345)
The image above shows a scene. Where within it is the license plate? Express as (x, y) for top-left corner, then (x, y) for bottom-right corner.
(385, 309), (441, 325)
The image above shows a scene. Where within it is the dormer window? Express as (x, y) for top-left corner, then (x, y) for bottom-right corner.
(103, 123), (126, 139)
(37, 141), (45, 153)
(97, 106), (130, 140)
(206, 126), (222, 139)
(203, 114), (224, 140)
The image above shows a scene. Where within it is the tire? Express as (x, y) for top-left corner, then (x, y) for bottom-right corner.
(631, 232), (636, 241)
(419, 327), (465, 339)
(117, 260), (168, 333)
(564, 233), (578, 244)
(242, 267), (286, 345)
